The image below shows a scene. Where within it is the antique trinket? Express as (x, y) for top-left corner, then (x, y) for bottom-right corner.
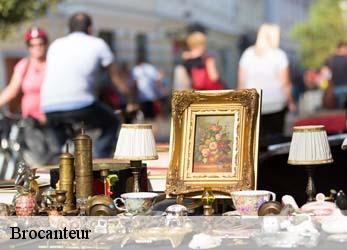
(86, 195), (116, 216)
(0, 203), (10, 216)
(59, 144), (75, 212)
(336, 190), (347, 211)
(202, 187), (215, 216)
(55, 189), (67, 211)
(15, 188), (36, 216)
(14, 162), (37, 216)
(258, 201), (282, 216)
(74, 127), (93, 200)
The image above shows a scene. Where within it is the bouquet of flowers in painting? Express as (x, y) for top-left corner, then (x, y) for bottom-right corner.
(193, 117), (234, 173)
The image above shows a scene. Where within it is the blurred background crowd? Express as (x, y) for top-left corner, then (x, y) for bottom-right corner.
(1, 0), (347, 171)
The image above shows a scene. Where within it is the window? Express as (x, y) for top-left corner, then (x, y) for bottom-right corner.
(98, 30), (116, 55)
(136, 33), (147, 62)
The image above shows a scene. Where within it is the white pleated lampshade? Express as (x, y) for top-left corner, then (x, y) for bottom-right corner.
(114, 124), (158, 160)
(288, 125), (333, 165)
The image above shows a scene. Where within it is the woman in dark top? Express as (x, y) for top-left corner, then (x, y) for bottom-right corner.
(182, 32), (223, 90)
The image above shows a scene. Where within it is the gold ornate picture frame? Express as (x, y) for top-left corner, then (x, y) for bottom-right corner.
(166, 89), (261, 196)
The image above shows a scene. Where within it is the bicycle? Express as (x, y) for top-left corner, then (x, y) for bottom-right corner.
(0, 111), (25, 180)
(0, 111), (60, 180)
(0, 108), (143, 180)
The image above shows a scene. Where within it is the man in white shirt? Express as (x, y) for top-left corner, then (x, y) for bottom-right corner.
(41, 12), (136, 158)
(132, 55), (161, 119)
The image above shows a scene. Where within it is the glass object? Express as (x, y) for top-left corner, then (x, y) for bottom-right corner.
(0, 203), (10, 216)
(253, 232), (320, 248)
(165, 204), (188, 227)
(77, 197), (88, 216)
(15, 190), (36, 216)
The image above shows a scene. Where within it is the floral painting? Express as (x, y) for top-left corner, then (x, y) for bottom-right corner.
(193, 115), (234, 173)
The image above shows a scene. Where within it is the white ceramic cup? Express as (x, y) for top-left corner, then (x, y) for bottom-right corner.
(114, 192), (158, 215)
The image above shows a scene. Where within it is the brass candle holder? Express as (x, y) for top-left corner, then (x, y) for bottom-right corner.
(55, 190), (67, 212)
(100, 168), (109, 195)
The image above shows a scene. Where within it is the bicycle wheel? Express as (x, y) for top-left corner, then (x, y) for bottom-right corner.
(0, 150), (16, 180)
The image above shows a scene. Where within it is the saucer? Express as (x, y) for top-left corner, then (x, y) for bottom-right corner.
(327, 234), (347, 243)
(117, 211), (160, 217)
(222, 211), (259, 219)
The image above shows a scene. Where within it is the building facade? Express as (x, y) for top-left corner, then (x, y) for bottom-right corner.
(0, 0), (311, 95)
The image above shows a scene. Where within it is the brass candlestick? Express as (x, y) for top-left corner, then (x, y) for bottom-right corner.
(59, 144), (75, 212)
(74, 127), (93, 200)
(100, 169), (109, 196)
(55, 190), (67, 212)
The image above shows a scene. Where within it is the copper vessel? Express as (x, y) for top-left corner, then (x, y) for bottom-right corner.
(258, 201), (282, 216)
(59, 145), (75, 212)
(86, 195), (116, 216)
(74, 127), (93, 200)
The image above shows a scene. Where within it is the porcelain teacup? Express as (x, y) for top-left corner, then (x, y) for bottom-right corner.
(114, 192), (158, 215)
(230, 190), (276, 216)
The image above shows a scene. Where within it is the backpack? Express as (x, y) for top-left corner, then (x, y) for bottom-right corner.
(190, 56), (224, 90)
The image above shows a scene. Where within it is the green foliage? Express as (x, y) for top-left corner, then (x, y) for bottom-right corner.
(0, 0), (61, 38)
(291, 0), (347, 68)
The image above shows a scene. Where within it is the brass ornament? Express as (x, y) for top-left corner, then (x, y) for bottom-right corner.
(74, 127), (93, 200)
(201, 187), (215, 216)
(258, 201), (282, 216)
(86, 195), (116, 216)
(59, 145), (75, 212)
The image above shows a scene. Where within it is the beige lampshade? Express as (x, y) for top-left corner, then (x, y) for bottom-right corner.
(114, 124), (158, 160)
(288, 125), (333, 165)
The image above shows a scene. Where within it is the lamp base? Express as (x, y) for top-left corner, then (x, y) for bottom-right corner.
(130, 161), (142, 192)
(305, 166), (316, 202)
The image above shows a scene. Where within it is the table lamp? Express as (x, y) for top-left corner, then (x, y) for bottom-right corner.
(288, 125), (333, 202)
(114, 124), (158, 192)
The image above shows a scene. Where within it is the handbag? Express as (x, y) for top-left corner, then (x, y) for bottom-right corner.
(190, 55), (224, 90)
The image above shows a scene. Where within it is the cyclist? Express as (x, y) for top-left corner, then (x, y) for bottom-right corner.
(0, 28), (57, 171)
(0, 27), (48, 123)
